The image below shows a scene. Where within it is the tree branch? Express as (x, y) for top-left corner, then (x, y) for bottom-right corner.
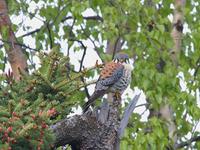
(61, 15), (103, 23)
(78, 39), (90, 99)
(118, 94), (140, 138)
(78, 40), (87, 72)
(46, 22), (54, 49)
(51, 95), (121, 149)
(175, 135), (200, 149)
(20, 15), (103, 38)
(54, 63), (104, 90)
(0, 39), (38, 51)
(194, 57), (200, 77)
(79, 25), (103, 61)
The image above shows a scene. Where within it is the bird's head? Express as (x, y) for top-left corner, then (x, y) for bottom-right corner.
(113, 53), (129, 64)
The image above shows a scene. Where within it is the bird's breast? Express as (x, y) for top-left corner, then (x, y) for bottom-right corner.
(110, 65), (132, 93)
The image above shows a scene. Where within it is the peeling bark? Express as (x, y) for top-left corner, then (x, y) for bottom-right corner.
(0, 0), (27, 80)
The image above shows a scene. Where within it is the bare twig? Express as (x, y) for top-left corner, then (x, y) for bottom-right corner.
(80, 25), (103, 62)
(54, 64), (104, 89)
(112, 37), (121, 60)
(66, 19), (76, 57)
(78, 42), (87, 71)
(80, 76), (90, 99)
(135, 103), (149, 108)
(175, 135), (200, 149)
(61, 15), (103, 23)
(2, 56), (6, 72)
(77, 35), (91, 99)
(20, 28), (41, 38)
(47, 22), (54, 49)
(194, 57), (200, 77)
(20, 15), (103, 38)
(65, 79), (96, 96)
(0, 39), (38, 51)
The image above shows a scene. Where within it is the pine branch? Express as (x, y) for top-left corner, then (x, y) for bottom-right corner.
(33, 72), (55, 90)
(54, 64), (103, 90)
(65, 79), (96, 96)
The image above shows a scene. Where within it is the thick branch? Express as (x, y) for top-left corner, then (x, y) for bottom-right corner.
(51, 95), (121, 150)
(51, 114), (99, 147)
(0, 0), (27, 80)
(118, 94), (140, 138)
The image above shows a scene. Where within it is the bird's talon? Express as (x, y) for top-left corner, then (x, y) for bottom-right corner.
(81, 68), (87, 74)
(114, 91), (121, 100)
(95, 60), (99, 67)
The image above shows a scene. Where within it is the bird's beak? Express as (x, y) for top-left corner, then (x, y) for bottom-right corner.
(120, 59), (124, 63)
(127, 59), (130, 63)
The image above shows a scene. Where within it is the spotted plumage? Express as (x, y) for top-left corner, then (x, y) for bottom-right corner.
(82, 53), (133, 113)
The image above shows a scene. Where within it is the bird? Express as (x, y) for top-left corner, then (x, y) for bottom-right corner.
(82, 53), (133, 113)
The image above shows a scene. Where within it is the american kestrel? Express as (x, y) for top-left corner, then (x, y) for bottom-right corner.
(83, 53), (133, 113)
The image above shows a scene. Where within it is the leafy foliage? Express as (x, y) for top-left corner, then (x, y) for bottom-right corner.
(0, 0), (200, 149)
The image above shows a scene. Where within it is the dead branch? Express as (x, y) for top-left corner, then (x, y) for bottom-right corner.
(51, 95), (122, 150)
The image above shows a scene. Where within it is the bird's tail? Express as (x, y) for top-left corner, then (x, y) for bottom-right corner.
(82, 90), (106, 113)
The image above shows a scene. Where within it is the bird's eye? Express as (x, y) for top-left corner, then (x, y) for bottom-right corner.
(124, 59), (127, 63)
(125, 58), (129, 63)
(113, 58), (117, 62)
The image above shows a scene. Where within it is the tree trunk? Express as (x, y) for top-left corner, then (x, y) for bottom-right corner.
(145, 0), (185, 146)
(0, 0), (27, 80)
(164, 0), (185, 144)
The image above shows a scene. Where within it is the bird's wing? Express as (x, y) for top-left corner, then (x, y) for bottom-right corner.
(98, 62), (124, 86)
(82, 62), (124, 113)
